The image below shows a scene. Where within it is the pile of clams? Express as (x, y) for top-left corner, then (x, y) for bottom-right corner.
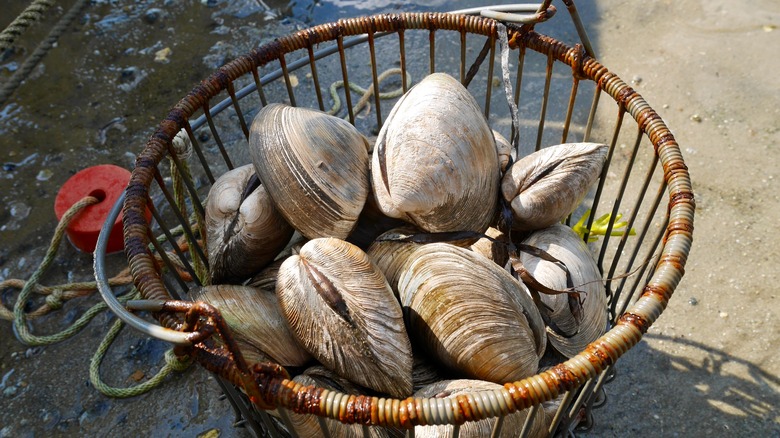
(197, 72), (610, 436)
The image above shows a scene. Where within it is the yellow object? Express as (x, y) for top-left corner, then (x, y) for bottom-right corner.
(572, 209), (636, 242)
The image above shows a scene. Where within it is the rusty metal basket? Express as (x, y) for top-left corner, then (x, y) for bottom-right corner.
(95, 2), (693, 436)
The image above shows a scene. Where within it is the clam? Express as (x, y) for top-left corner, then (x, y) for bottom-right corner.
(372, 73), (499, 234)
(249, 103), (371, 240)
(276, 237), (413, 397)
(285, 366), (397, 438)
(204, 164), (294, 284)
(501, 142), (608, 231)
(365, 226), (424, 299)
(469, 226), (510, 270)
(398, 243), (546, 383)
(412, 355), (447, 392)
(520, 224), (608, 358)
(413, 379), (547, 438)
(188, 284), (311, 367)
(492, 129), (514, 174)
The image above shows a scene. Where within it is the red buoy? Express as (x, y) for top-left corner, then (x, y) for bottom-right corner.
(54, 164), (140, 254)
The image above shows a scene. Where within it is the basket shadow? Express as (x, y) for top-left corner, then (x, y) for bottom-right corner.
(583, 334), (780, 437)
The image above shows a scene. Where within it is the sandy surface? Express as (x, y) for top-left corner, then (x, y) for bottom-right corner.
(1, 0), (779, 436)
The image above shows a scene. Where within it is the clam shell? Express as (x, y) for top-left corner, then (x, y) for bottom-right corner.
(365, 226), (423, 299)
(501, 142), (608, 231)
(469, 226), (510, 270)
(276, 237), (413, 397)
(492, 129), (514, 174)
(398, 243), (546, 383)
(372, 73), (499, 234)
(204, 164), (294, 284)
(249, 103), (370, 240)
(520, 224), (608, 358)
(188, 284), (311, 367)
(413, 379), (547, 438)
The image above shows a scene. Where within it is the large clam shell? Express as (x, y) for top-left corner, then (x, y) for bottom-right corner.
(521, 224), (608, 358)
(204, 164), (294, 284)
(413, 379), (547, 438)
(398, 243), (546, 383)
(249, 103), (370, 240)
(501, 142), (608, 231)
(372, 73), (499, 234)
(188, 284), (311, 367)
(276, 237), (413, 397)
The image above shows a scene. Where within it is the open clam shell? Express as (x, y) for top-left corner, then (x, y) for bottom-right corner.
(372, 73), (499, 234)
(398, 243), (546, 383)
(204, 164), (294, 284)
(520, 224), (608, 358)
(188, 284), (311, 367)
(413, 379), (547, 438)
(501, 142), (608, 231)
(276, 237), (413, 397)
(249, 103), (370, 240)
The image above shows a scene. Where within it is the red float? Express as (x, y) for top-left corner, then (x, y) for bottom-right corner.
(54, 164), (142, 254)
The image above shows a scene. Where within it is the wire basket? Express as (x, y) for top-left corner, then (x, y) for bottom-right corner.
(95, 3), (693, 437)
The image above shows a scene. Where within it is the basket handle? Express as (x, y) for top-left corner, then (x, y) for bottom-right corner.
(94, 194), (192, 346)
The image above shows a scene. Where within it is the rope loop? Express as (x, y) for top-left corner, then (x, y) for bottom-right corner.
(44, 288), (64, 310)
(165, 348), (193, 372)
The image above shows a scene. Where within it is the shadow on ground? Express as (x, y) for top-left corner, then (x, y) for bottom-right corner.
(585, 333), (780, 437)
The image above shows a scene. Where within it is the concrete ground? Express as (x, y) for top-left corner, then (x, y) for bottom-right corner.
(1, 0), (778, 436)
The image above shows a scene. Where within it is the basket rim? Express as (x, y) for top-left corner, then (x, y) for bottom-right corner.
(117, 10), (694, 429)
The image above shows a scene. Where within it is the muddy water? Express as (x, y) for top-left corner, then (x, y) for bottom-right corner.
(0, 1), (602, 436)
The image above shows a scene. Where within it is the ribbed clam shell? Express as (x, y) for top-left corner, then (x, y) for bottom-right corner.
(277, 238), (413, 397)
(249, 103), (370, 240)
(501, 142), (608, 231)
(372, 73), (499, 233)
(521, 224), (608, 358)
(285, 366), (396, 438)
(188, 284), (311, 367)
(204, 164), (294, 284)
(413, 379), (547, 438)
(398, 243), (546, 383)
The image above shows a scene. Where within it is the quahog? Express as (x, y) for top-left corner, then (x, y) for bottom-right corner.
(502, 142), (608, 231)
(249, 103), (370, 240)
(204, 164), (294, 284)
(372, 73), (499, 234)
(188, 284), (311, 367)
(398, 243), (546, 383)
(520, 224), (608, 358)
(276, 237), (413, 397)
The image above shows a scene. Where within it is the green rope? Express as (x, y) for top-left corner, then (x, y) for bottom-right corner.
(0, 0), (56, 51)
(327, 67), (411, 118)
(0, 0), (91, 107)
(11, 196), (111, 346)
(90, 314), (192, 398)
